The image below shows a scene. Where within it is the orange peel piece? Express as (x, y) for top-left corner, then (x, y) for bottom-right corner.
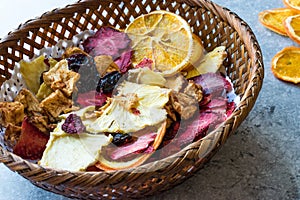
(271, 46), (300, 84)
(258, 8), (299, 36)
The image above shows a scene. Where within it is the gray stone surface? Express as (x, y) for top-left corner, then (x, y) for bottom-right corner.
(0, 0), (299, 199)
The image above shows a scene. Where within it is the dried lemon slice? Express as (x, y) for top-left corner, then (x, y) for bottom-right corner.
(125, 10), (194, 76)
(271, 46), (300, 84)
(258, 8), (299, 36)
(284, 14), (300, 44)
(283, 0), (300, 12)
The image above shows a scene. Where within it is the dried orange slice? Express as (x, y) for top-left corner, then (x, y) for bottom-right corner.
(283, 0), (300, 12)
(125, 10), (194, 76)
(258, 8), (299, 36)
(271, 46), (300, 84)
(189, 34), (205, 67)
(284, 14), (300, 44)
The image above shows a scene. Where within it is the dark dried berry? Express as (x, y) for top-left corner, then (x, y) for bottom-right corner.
(96, 71), (122, 94)
(62, 114), (86, 134)
(67, 53), (99, 93)
(112, 133), (132, 146)
(67, 54), (91, 72)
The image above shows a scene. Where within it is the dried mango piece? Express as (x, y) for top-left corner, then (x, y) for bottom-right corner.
(20, 55), (48, 94)
(271, 46), (300, 84)
(258, 8), (299, 36)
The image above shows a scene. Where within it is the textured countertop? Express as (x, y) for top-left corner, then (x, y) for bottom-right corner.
(0, 0), (299, 199)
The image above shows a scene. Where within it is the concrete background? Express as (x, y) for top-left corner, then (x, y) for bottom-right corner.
(0, 0), (299, 199)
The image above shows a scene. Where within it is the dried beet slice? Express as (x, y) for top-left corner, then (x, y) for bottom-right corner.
(82, 27), (131, 59)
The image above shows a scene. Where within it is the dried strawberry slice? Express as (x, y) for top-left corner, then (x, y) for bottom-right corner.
(13, 118), (49, 160)
(82, 27), (131, 59)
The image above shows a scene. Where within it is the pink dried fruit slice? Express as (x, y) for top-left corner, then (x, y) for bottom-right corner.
(114, 50), (132, 73)
(82, 27), (131, 59)
(13, 118), (49, 160)
(76, 90), (110, 107)
(193, 72), (231, 97)
(201, 97), (228, 115)
(176, 112), (219, 147)
(226, 102), (235, 117)
(109, 132), (157, 160)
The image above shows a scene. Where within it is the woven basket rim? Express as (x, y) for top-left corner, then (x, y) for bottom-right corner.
(0, 0), (264, 197)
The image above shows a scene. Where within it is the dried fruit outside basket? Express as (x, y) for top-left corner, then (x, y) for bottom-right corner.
(0, 0), (264, 199)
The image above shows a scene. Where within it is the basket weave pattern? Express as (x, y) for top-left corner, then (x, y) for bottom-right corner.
(0, 0), (263, 199)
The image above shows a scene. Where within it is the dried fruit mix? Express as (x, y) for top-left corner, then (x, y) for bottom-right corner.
(0, 10), (238, 172)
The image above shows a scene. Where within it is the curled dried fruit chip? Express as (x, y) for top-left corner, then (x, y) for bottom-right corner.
(271, 46), (300, 84)
(258, 8), (299, 36)
(284, 14), (300, 44)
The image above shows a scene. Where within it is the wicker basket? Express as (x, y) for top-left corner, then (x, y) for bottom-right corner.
(0, 0), (263, 199)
